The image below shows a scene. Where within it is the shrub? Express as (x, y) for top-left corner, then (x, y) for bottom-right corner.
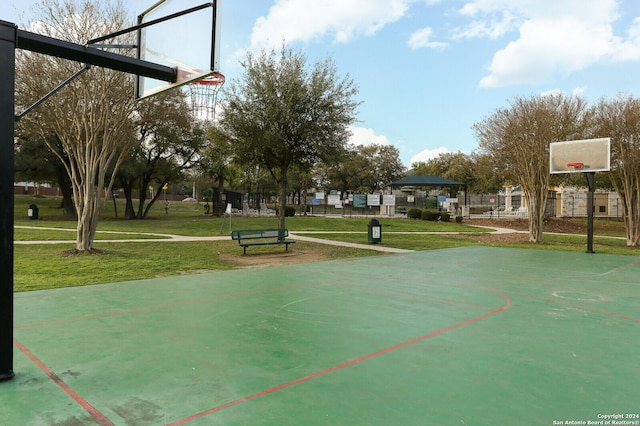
(421, 210), (438, 221)
(440, 212), (450, 222)
(275, 206), (297, 217)
(455, 215), (463, 223)
(407, 208), (422, 219)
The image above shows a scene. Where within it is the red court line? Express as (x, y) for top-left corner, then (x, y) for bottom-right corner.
(166, 290), (512, 425)
(598, 258), (640, 277)
(13, 339), (114, 426)
(15, 282), (330, 329)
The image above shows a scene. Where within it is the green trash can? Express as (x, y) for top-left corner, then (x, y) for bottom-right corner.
(28, 204), (39, 220)
(367, 218), (381, 244)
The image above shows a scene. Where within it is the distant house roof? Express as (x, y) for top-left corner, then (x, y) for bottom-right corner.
(389, 175), (465, 187)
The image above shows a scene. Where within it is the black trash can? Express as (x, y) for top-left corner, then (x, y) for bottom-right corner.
(367, 218), (382, 244)
(28, 204), (39, 220)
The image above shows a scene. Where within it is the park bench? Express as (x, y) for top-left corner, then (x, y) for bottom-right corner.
(230, 228), (295, 255)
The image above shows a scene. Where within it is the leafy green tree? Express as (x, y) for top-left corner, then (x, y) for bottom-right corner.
(14, 133), (75, 217)
(221, 45), (360, 228)
(316, 144), (404, 194)
(288, 165), (313, 213)
(118, 90), (208, 219)
(468, 151), (506, 194)
(314, 146), (359, 193)
(199, 126), (239, 215)
(411, 151), (476, 196)
(352, 144), (405, 193)
(474, 94), (592, 242)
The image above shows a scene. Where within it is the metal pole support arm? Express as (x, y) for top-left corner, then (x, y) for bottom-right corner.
(15, 64), (91, 122)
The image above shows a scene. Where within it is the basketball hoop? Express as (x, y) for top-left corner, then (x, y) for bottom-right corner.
(567, 162), (584, 171)
(187, 72), (225, 122)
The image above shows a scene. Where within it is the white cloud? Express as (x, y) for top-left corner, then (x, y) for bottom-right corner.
(250, 0), (409, 50)
(611, 16), (640, 61)
(453, 10), (519, 40)
(408, 147), (450, 166)
(540, 86), (588, 98)
(348, 126), (390, 147)
(408, 27), (448, 50)
(453, 0), (640, 87)
(572, 86), (587, 96)
(540, 88), (563, 97)
(480, 16), (617, 87)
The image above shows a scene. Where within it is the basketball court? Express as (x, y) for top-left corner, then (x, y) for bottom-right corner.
(2, 246), (638, 425)
(2, 3), (638, 424)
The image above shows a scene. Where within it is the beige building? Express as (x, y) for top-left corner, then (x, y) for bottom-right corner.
(552, 186), (623, 218)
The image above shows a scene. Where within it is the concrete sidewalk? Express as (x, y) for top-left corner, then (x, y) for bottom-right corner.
(289, 233), (412, 253)
(14, 224), (525, 248)
(15, 224), (522, 251)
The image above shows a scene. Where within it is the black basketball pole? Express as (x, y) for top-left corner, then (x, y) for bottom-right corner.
(0, 19), (179, 381)
(0, 21), (16, 381)
(585, 172), (596, 254)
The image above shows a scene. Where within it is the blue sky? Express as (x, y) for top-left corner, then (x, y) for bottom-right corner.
(4, 0), (640, 166)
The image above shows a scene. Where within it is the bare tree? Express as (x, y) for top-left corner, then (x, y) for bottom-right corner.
(474, 94), (592, 242)
(221, 45), (360, 229)
(15, 0), (136, 252)
(592, 94), (640, 246)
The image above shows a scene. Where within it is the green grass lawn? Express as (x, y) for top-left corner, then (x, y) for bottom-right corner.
(13, 239), (380, 292)
(10, 194), (639, 292)
(14, 195), (487, 237)
(494, 233), (638, 255)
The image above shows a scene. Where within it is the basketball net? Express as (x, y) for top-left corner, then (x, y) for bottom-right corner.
(187, 73), (225, 122)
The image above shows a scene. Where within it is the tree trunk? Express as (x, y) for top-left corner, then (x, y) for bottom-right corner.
(111, 192), (118, 218)
(56, 170), (76, 218)
(216, 176), (225, 216)
(142, 182), (168, 218)
(525, 189), (546, 243)
(74, 185), (100, 252)
(621, 192), (640, 246)
(60, 185), (76, 218)
(277, 177), (287, 231)
(136, 181), (150, 219)
(122, 180), (136, 219)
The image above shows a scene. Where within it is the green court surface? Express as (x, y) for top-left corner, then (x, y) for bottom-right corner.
(2, 247), (639, 425)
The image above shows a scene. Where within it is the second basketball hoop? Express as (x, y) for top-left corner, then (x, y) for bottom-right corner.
(567, 162), (584, 171)
(549, 138), (610, 174)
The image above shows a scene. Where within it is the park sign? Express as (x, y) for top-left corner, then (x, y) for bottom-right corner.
(367, 194), (381, 206)
(353, 194), (367, 209)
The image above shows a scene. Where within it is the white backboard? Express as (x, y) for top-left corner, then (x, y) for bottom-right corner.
(549, 138), (611, 174)
(135, 0), (221, 99)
